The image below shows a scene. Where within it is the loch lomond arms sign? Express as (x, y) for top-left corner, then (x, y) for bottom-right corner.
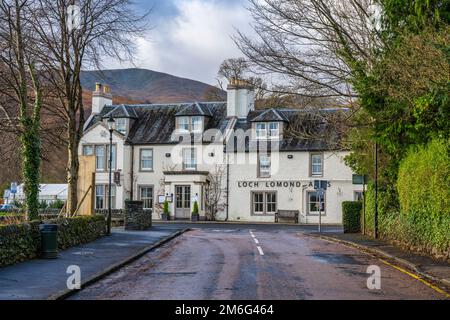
(237, 180), (332, 189)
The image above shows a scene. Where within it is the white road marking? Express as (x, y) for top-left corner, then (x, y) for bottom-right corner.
(257, 246), (264, 256)
(254, 238), (259, 244)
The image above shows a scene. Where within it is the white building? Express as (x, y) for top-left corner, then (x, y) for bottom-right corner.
(4, 184), (68, 205)
(80, 81), (362, 224)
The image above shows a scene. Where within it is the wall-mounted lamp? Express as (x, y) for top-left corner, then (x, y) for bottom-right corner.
(165, 153), (171, 158)
(209, 153), (215, 157)
(287, 155), (294, 159)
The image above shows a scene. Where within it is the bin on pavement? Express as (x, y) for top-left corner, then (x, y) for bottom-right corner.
(39, 224), (58, 259)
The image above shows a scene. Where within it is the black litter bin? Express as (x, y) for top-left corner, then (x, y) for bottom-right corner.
(39, 224), (58, 259)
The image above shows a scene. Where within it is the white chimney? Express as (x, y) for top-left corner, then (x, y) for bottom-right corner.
(91, 83), (112, 114)
(226, 79), (255, 119)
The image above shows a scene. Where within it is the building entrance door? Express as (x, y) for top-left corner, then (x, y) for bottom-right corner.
(175, 185), (191, 219)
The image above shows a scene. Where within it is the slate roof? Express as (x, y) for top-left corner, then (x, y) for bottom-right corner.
(228, 108), (348, 152)
(85, 102), (229, 145)
(249, 109), (289, 122)
(175, 102), (214, 117)
(84, 102), (347, 151)
(103, 105), (138, 119)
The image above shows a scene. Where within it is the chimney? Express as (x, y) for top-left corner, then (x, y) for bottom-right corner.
(226, 78), (255, 119)
(92, 83), (112, 114)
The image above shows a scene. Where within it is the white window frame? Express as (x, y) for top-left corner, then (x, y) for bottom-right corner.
(354, 191), (364, 201)
(252, 191), (277, 215)
(115, 118), (127, 135)
(95, 145), (106, 171)
(140, 149), (154, 171)
(191, 116), (202, 132)
(258, 153), (271, 178)
(311, 153), (324, 177)
(82, 145), (94, 156)
(182, 148), (197, 170)
(178, 117), (190, 132)
(307, 191), (326, 215)
(95, 185), (116, 210)
(268, 122), (280, 139)
(139, 186), (154, 210)
(255, 123), (267, 139)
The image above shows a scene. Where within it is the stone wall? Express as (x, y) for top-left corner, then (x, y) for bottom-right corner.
(124, 201), (152, 230)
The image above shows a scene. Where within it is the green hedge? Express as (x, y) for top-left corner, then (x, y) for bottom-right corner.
(0, 215), (106, 267)
(342, 201), (362, 233)
(364, 139), (450, 260)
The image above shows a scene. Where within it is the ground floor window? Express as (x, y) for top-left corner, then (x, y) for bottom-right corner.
(354, 191), (364, 201)
(252, 191), (277, 215)
(307, 191), (325, 215)
(95, 185), (116, 209)
(139, 186), (154, 210)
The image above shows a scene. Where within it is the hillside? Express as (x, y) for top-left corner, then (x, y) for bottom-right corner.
(80, 68), (225, 105)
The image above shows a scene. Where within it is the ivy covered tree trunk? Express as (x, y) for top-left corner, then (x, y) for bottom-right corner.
(20, 119), (41, 221)
(67, 126), (80, 216)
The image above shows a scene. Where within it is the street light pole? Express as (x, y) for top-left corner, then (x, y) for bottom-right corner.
(107, 116), (115, 236)
(374, 142), (379, 239)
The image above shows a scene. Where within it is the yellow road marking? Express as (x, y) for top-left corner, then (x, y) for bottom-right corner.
(379, 258), (450, 298)
(312, 235), (450, 299)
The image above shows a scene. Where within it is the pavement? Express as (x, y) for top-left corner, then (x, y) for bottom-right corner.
(308, 232), (450, 293)
(71, 224), (449, 300)
(0, 224), (187, 300)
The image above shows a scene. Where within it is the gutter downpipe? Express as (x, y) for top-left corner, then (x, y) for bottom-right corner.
(130, 144), (134, 201)
(226, 153), (230, 221)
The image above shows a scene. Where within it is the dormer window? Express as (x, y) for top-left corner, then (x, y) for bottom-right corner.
(268, 122), (280, 138)
(179, 117), (190, 132)
(177, 116), (204, 133)
(255, 122), (281, 139)
(256, 123), (267, 139)
(115, 118), (127, 135)
(191, 116), (202, 132)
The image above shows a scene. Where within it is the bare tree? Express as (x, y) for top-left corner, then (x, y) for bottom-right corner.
(0, 0), (44, 220)
(205, 165), (226, 221)
(218, 57), (249, 81)
(235, 0), (384, 103)
(28, 0), (149, 215)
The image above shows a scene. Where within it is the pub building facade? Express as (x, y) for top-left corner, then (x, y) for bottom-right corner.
(79, 80), (362, 224)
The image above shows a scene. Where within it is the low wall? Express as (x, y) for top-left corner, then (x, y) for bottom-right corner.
(0, 215), (106, 268)
(124, 201), (152, 231)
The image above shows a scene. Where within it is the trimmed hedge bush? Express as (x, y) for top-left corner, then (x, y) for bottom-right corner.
(364, 139), (450, 260)
(0, 215), (106, 268)
(342, 201), (362, 233)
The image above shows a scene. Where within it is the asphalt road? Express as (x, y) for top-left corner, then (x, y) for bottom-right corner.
(70, 225), (444, 300)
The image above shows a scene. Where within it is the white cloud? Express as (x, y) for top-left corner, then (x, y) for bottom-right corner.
(110, 0), (254, 85)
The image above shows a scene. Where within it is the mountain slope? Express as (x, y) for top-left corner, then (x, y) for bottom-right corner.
(80, 68), (225, 104)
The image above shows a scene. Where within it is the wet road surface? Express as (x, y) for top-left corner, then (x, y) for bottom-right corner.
(70, 227), (445, 300)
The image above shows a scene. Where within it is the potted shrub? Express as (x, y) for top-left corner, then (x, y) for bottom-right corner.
(161, 200), (170, 221)
(191, 201), (200, 222)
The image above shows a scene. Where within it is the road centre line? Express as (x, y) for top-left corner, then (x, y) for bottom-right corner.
(254, 238), (259, 244)
(257, 246), (264, 256)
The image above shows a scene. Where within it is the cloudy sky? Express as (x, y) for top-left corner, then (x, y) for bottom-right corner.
(110, 0), (254, 85)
